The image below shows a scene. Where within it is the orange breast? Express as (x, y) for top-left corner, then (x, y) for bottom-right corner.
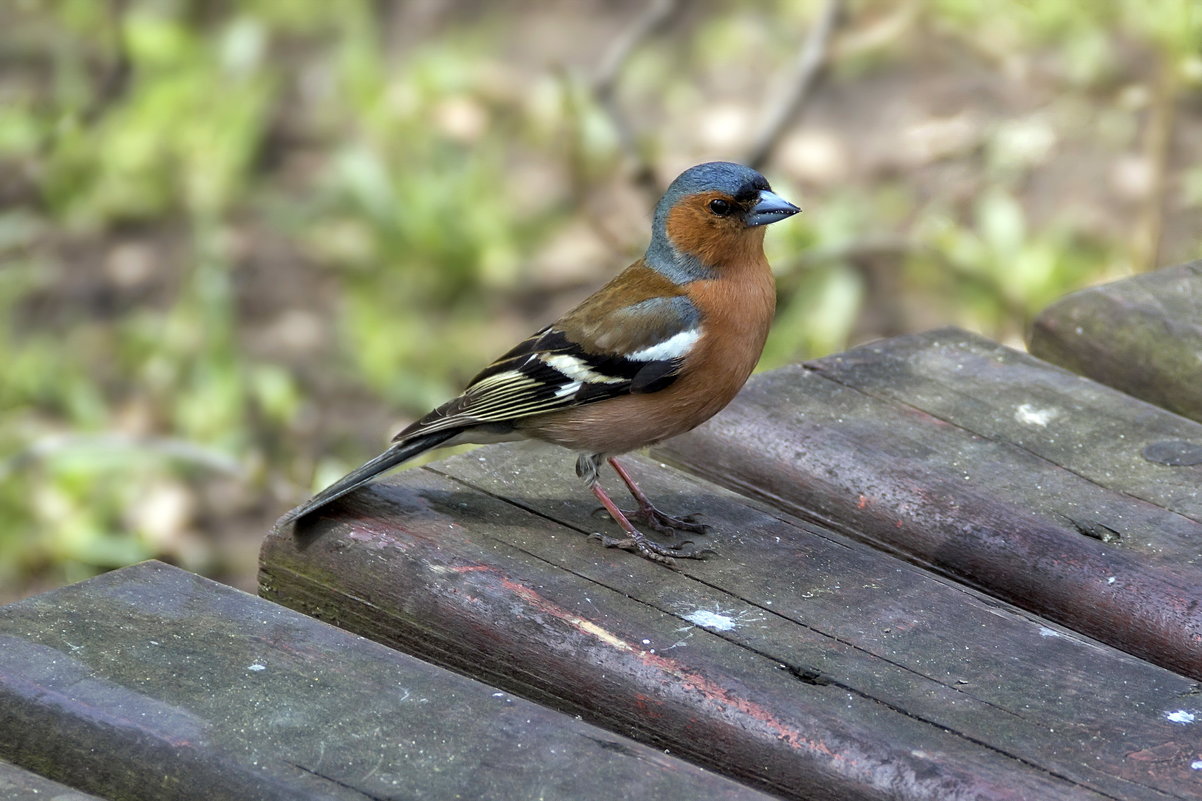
(520, 247), (776, 456)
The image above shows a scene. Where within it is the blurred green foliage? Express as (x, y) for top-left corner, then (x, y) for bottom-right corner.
(1, 0), (1199, 599)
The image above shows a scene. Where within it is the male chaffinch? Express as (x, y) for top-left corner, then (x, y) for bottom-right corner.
(278, 161), (800, 562)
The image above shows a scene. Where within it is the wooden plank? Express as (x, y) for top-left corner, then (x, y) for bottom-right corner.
(261, 445), (1202, 801)
(1029, 261), (1202, 423)
(803, 327), (1202, 526)
(0, 561), (773, 801)
(657, 328), (1202, 679)
(0, 759), (104, 801)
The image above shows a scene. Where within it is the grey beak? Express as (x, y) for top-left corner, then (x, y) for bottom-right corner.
(746, 189), (801, 227)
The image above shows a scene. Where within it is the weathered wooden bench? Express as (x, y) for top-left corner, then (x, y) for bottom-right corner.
(1, 758), (103, 800)
(3, 262), (1199, 800)
(0, 561), (769, 800)
(1030, 259), (1202, 424)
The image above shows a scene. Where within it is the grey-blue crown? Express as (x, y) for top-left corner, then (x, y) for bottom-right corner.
(656, 162), (771, 218)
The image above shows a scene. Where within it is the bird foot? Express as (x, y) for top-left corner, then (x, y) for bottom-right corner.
(588, 531), (715, 565)
(587, 478), (715, 564)
(623, 505), (710, 536)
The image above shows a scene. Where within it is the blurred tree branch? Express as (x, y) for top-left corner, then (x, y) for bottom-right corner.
(746, 0), (844, 171)
(588, 0), (846, 202)
(592, 0), (682, 203)
(1132, 58), (1177, 273)
(559, 65), (631, 255)
(81, 0), (132, 126)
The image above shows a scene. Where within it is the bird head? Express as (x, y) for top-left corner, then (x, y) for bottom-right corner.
(646, 162), (800, 283)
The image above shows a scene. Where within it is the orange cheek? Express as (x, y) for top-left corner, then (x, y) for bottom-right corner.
(666, 204), (726, 264)
(666, 204), (703, 247)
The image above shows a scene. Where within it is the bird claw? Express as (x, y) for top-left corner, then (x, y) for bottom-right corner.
(624, 506), (711, 536)
(592, 504), (711, 536)
(588, 532), (715, 565)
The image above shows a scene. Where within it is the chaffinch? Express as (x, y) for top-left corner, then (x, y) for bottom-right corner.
(278, 161), (800, 562)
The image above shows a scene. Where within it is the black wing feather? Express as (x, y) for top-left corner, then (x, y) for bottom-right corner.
(395, 296), (701, 441)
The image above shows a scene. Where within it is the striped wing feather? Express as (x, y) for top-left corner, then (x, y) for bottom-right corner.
(394, 291), (701, 442)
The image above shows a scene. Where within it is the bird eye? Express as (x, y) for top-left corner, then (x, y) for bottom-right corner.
(708, 198), (732, 217)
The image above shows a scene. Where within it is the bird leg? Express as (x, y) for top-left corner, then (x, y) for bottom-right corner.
(576, 453), (710, 562)
(607, 457), (710, 535)
(589, 482), (706, 564)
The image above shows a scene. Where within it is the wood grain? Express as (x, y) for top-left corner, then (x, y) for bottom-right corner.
(0, 561), (771, 801)
(262, 441), (1202, 801)
(660, 329), (1202, 679)
(1029, 260), (1202, 423)
(0, 759), (103, 801)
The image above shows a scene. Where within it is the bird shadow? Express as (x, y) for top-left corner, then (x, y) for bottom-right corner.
(289, 480), (721, 555)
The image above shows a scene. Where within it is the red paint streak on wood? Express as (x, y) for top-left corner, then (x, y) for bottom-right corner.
(491, 574), (836, 759)
(632, 693), (663, 719)
(1125, 743), (1181, 762)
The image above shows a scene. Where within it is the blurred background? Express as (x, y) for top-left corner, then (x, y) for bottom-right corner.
(2, 0), (1199, 602)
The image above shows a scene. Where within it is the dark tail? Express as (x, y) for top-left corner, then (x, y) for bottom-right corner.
(274, 430), (458, 529)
